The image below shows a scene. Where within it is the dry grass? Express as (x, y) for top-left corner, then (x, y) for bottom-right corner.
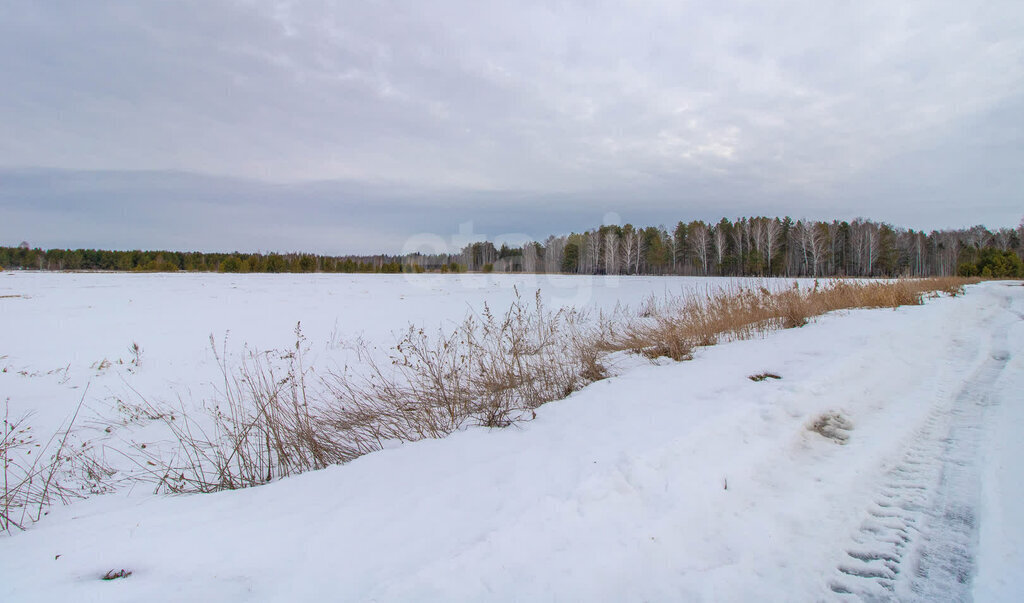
(128, 291), (608, 493)
(129, 328), (351, 494)
(320, 289), (605, 454)
(2, 391), (91, 532)
(143, 278), (971, 494)
(6, 277), (978, 506)
(599, 278), (975, 361)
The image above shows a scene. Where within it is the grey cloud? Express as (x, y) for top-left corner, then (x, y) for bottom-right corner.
(1, 1), (1022, 251)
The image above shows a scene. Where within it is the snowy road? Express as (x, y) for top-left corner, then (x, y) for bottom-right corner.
(830, 288), (1014, 601)
(1, 278), (1021, 602)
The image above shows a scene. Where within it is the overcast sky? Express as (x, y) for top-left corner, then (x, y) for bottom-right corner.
(2, 0), (1022, 253)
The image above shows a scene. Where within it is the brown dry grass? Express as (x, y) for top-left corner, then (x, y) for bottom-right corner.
(132, 290), (610, 493)
(11, 277), (976, 504)
(600, 278), (975, 361)
(146, 278), (972, 494)
(128, 328), (352, 494)
(319, 289), (605, 454)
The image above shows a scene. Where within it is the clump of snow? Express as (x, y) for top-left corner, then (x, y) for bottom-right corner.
(808, 411), (853, 444)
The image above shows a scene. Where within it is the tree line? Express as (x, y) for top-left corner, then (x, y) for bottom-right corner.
(498, 217), (1024, 278)
(0, 245), (410, 274)
(3, 216), (1023, 277)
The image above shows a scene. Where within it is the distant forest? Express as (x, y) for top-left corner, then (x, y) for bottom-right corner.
(3, 217), (1023, 278)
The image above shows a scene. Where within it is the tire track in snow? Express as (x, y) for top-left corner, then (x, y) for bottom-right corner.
(827, 307), (1010, 602)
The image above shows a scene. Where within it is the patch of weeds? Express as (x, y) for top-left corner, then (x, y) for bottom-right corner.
(748, 372), (781, 382)
(55, 364), (71, 385)
(101, 569), (132, 581)
(40, 365), (72, 384)
(115, 398), (171, 424)
(808, 411), (853, 444)
(74, 451), (117, 496)
(637, 295), (658, 318)
(3, 389), (90, 532)
(127, 342), (142, 367)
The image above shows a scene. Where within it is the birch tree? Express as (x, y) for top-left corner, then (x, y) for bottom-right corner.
(689, 221), (710, 275)
(750, 219), (764, 273)
(826, 221), (841, 275)
(621, 226), (637, 275)
(712, 223), (727, 275)
(544, 236), (565, 273)
(604, 231), (620, 274)
(522, 242), (538, 273)
(587, 230), (602, 274)
(808, 222), (829, 277)
(763, 218), (782, 276)
(730, 219), (745, 274)
(632, 230), (646, 274)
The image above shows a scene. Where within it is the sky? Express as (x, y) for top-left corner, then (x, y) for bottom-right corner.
(1, 0), (1022, 254)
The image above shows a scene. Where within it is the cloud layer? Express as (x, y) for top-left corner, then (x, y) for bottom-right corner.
(2, 1), (1022, 251)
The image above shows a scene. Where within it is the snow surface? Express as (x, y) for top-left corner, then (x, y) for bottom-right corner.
(0, 273), (1021, 601)
(0, 272), (817, 438)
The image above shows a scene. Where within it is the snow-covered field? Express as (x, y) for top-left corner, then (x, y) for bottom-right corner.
(0, 272), (815, 438)
(1, 272), (1022, 601)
